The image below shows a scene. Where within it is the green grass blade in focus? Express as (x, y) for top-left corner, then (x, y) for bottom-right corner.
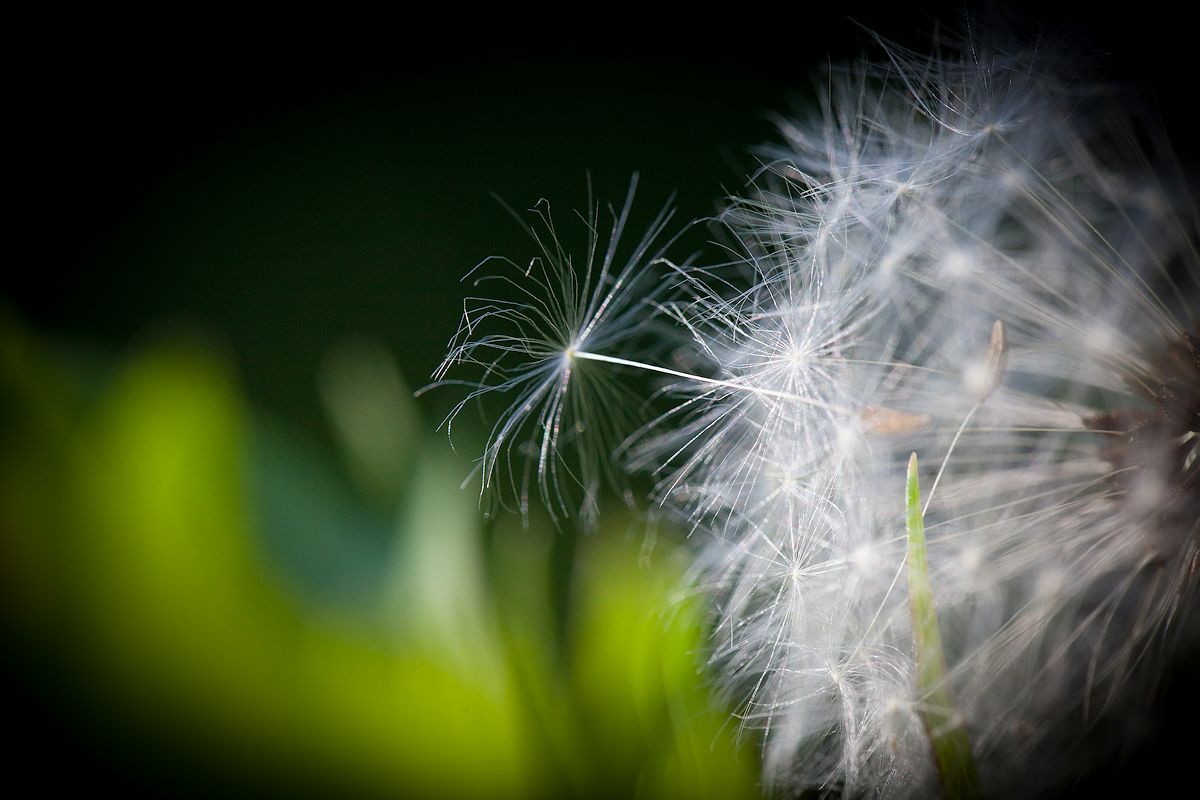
(906, 453), (980, 799)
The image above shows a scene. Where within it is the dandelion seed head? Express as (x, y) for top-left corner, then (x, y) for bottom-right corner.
(432, 19), (1200, 799)
(665, 28), (1200, 798)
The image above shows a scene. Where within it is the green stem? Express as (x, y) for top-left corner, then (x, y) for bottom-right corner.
(906, 452), (981, 799)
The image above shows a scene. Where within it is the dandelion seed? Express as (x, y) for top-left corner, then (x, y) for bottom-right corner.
(421, 175), (679, 523)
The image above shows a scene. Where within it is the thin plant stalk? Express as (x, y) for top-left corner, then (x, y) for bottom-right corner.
(907, 452), (981, 800)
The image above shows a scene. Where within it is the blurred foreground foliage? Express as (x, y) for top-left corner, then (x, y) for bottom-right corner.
(0, 317), (759, 798)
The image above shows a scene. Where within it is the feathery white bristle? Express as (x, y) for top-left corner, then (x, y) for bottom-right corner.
(425, 175), (679, 524)
(431, 29), (1200, 798)
(642, 35), (1198, 797)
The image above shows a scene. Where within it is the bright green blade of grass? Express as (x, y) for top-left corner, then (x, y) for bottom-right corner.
(906, 452), (980, 799)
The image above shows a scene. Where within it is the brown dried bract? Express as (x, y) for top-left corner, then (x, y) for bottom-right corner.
(860, 405), (932, 435)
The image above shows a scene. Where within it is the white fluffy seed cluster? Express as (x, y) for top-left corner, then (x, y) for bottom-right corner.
(432, 33), (1199, 799)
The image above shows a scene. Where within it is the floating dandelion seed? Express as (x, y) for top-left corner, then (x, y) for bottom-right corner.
(422, 175), (679, 524)
(428, 26), (1200, 800)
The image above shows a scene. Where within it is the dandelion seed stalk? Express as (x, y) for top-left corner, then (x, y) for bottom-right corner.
(906, 452), (980, 800)
(569, 349), (852, 413)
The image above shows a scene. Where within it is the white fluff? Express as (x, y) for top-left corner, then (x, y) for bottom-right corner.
(433, 31), (1199, 798)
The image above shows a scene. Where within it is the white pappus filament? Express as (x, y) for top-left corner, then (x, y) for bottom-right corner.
(430, 29), (1200, 799)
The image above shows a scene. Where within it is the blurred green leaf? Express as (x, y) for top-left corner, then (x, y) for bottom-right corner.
(250, 417), (394, 616)
(384, 439), (499, 674)
(34, 337), (542, 796)
(569, 529), (760, 800)
(318, 335), (417, 509)
(2, 324), (762, 799)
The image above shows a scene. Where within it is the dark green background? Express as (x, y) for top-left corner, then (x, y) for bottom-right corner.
(16, 7), (1197, 438)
